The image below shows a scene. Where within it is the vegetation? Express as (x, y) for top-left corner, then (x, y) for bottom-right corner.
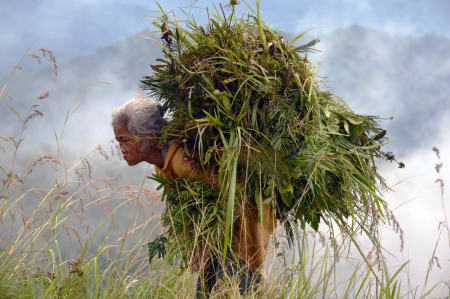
(140, 1), (405, 270)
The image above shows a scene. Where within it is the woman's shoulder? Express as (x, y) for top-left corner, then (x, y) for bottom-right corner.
(169, 144), (195, 176)
(162, 142), (215, 183)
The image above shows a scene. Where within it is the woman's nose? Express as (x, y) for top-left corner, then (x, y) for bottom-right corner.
(120, 144), (127, 154)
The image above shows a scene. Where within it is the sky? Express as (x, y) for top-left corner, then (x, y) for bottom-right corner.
(1, 0), (449, 71)
(1, 0), (449, 296)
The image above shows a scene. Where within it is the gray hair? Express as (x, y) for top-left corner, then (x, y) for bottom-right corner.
(111, 98), (166, 150)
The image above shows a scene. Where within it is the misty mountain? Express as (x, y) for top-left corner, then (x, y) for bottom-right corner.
(313, 26), (450, 154)
(0, 30), (164, 191)
(2, 30), (157, 121)
(2, 26), (449, 160)
(2, 0), (449, 73)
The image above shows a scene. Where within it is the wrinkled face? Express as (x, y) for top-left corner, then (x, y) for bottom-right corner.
(113, 123), (150, 166)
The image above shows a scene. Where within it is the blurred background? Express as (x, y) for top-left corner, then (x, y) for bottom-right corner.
(1, 0), (449, 295)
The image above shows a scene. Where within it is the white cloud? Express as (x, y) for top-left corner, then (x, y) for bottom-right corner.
(378, 114), (450, 294)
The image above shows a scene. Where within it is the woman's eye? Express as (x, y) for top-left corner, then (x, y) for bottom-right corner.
(118, 139), (130, 145)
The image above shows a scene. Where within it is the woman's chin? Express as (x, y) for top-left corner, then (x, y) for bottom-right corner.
(126, 159), (146, 166)
(125, 159), (136, 166)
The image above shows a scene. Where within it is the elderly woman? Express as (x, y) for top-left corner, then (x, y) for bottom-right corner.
(112, 98), (275, 296)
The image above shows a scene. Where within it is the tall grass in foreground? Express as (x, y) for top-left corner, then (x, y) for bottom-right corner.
(0, 51), (448, 298)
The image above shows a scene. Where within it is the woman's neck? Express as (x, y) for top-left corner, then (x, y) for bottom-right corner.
(146, 146), (164, 168)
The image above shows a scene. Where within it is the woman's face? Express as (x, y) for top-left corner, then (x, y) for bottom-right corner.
(113, 123), (150, 166)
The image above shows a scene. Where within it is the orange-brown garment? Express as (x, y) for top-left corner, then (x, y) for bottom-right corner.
(154, 142), (276, 271)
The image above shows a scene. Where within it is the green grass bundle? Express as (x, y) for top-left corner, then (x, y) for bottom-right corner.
(142, 2), (402, 260)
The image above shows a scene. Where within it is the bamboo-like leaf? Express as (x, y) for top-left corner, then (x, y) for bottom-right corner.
(289, 32), (306, 45)
(222, 152), (238, 261)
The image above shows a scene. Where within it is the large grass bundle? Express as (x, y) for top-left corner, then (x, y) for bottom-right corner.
(142, 2), (402, 263)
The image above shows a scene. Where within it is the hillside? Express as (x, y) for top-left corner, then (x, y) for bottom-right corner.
(314, 26), (450, 152)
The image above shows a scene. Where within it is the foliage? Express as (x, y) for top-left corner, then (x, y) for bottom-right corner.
(149, 173), (225, 267)
(140, 1), (403, 261)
